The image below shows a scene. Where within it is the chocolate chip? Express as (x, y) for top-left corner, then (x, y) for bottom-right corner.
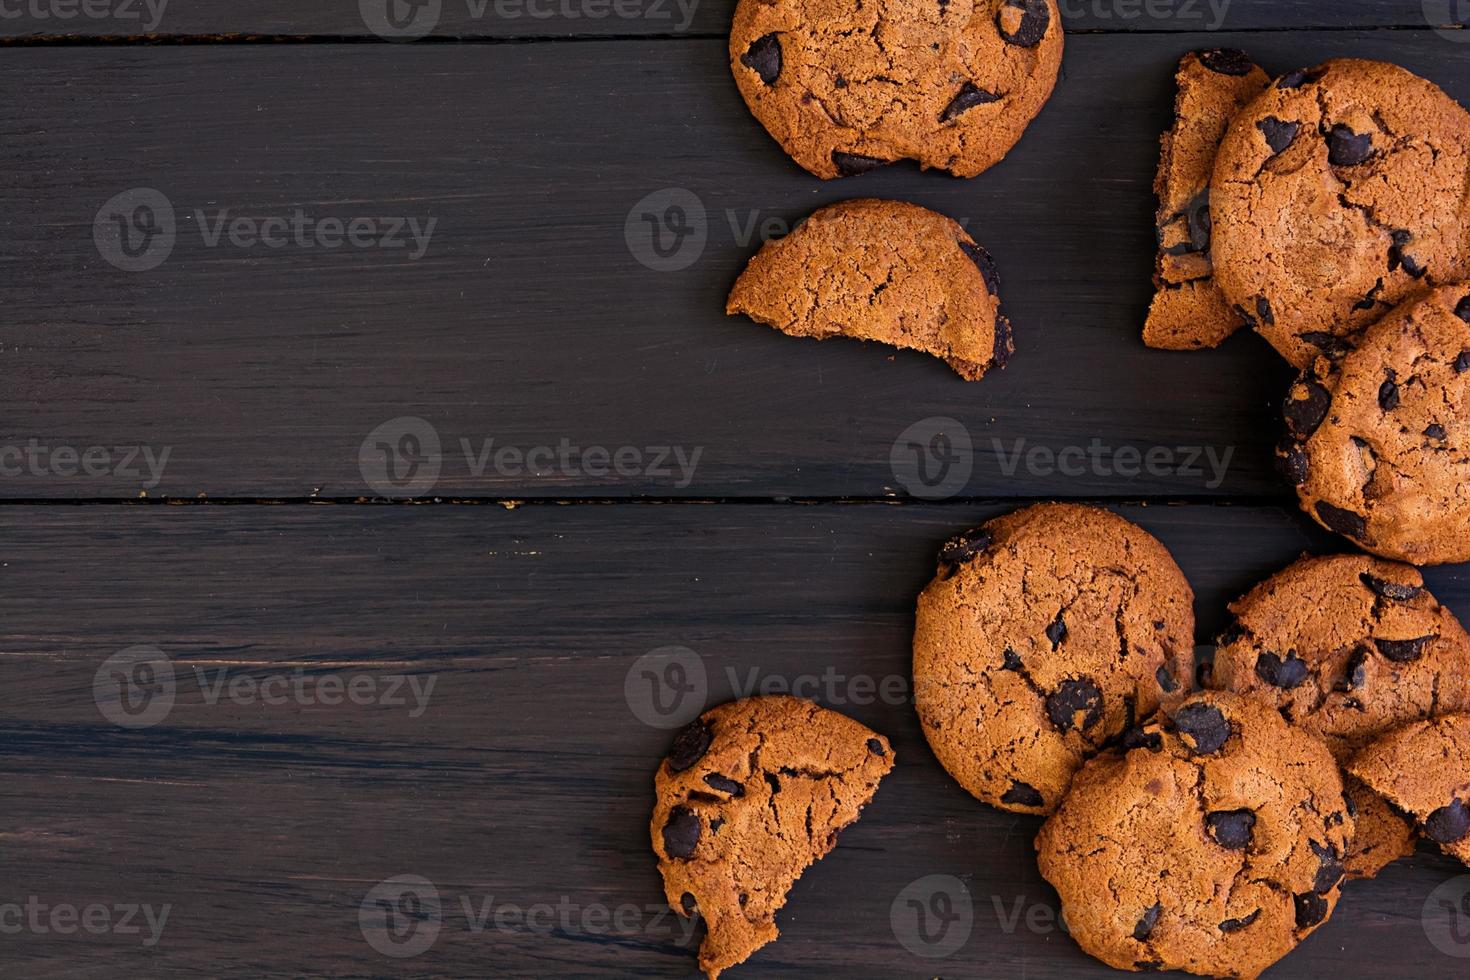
(1046, 611), (1068, 648)
(1255, 651), (1309, 689)
(959, 241), (1001, 296)
(1001, 780), (1045, 808)
(1278, 439), (1309, 485)
(831, 151), (889, 177)
(740, 34), (781, 85)
(1426, 423), (1448, 441)
(941, 82), (1001, 122)
(1233, 303), (1257, 328)
(1133, 903), (1161, 942)
(1378, 376), (1400, 411)
(1316, 502), (1369, 542)
(1374, 635), (1433, 663)
(703, 774), (744, 796)
(1220, 910), (1260, 933)
(680, 892), (698, 916)
(1172, 702), (1230, 755)
(1456, 297), (1470, 323)
(663, 806), (701, 858)
(993, 314), (1014, 368)
(997, 0), (1050, 47)
(1301, 332), (1353, 358)
(939, 529), (991, 572)
(1256, 297), (1275, 326)
(1327, 124), (1373, 166)
(1456, 350), (1470, 374)
(1360, 573), (1421, 602)
(1284, 378), (1331, 440)
(1002, 647), (1024, 671)
(1294, 892), (1329, 928)
(1338, 645), (1369, 690)
(1046, 678), (1103, 733)
(1156, 665), (1179, 693)
(1207, 809), (1256, 849)
(1216, 620), (1245, 647)
(1277, 68), (1321, 89)
(866, 737), (885, 756)
(667, 719), (712, 773)
(1311, 841), (1345, 893)
(1389, 230), (1427, 278)
(1426, 799), (1470, 843)
(1122, 725), (1163, 753)
(1258, 117), (1300, 155)
(1199, 49), (1255, 76)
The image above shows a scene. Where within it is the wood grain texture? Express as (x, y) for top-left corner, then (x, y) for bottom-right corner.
(4, 503), (1469, 977)
(0, 0), (1459, 40)
(15, 31), (1470, 499)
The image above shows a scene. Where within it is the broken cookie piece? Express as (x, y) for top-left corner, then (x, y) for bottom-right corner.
(1144, 49), (1270, 351)
(726, 199), (1013, 380)
(1350, 714), (1470, 868)
(651, 695), (894, 979)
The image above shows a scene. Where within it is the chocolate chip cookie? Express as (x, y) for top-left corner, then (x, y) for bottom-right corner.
(651, 695), (894, 979)
(1145, 49), (1270, 351)
(727, 199), (1012, 379)
(729, 0), (1063, 179)
(1281, 285), (1470, 564)
(1036, 692), (1354, 979)
(1211, 59), (1470, 368)
(1350, 714), (1470, 868)
(1197, 554), (1470, 876)
(912, 503), (1195, 815)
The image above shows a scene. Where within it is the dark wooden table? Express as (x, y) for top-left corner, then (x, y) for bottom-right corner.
(7, 3), (1470, 977)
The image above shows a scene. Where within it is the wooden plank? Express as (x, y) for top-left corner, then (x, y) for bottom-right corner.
(0, 0), (1459, 40)
(3, 502), (1469, 976)
(18, 32), (1470, 498)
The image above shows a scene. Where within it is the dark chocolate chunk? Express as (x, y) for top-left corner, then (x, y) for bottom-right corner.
(1339, 645), (1369, 690)
(1389, 230), (1427, 278)
(1278, 439), (1309, 485)
(703, 774), (744, 796)
(1172, 702), (1230, 755)
(866, 737), (886, 756)
(1122, 725), (1164, 753)
(1311, 841), (1345, 894)
(663, 806), (701, 858)
(1255, 651), (1309, 689)
(1046, 678), (1103, 733)
(959, 241), (1002, 296)
(1046, 611), (1068, 648)
(1284, 378), (1331, 440)
(1220, 910), (1260, 933)
(1199, 49), (1255, 76)
(1456, 350), (1470, 374)
(1258, 117), (1301, 155)
(1316, 502), (1369, 542)
(1133, 903), (1161, 942)
(1156, 664), (1179, 693)
(740, 34), (782, 85)
(1360, 573), (1421, 602)
(668, 719), (713, 773)
(1294, 891), (1329, 928)
(1326, 124), (1374, 166)
(993, 313), (1014, 368)
(997, 0), (1050, 47)
(1373, 635), (1433, 663)
(939, 529), (992, 571)
(1256, 297), (1275, 326)
(831, 151), (890, 177)
(680, 892), (698, 916)
(1426, 799), (1470, 844)
(1206, 809), (1257, 850)
(1378, 376), (1400, 411)
(1426, 423), (1448, 441)
(1001, 780), (1045, 808)
(941, 82), (1001, 122)
(1456, 297), (1470, 323)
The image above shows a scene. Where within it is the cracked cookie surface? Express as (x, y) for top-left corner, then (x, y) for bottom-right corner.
(1145, 49), (1270, 351)
(1350, 713), (1470, 868)
(651, 695), (894, 979)
(912, 503), (1194, 815)
(1036, 692), (1354, 980)
(1211, 59), (1470, 368)
(1197, 554), (1470, 876)
(1280, 285), (1470, 564)
(726, 199), (1013, 379)
(729, 0), (1063, 179)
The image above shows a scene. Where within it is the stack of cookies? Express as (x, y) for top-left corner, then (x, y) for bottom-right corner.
(1147, 52), (1470, 563)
